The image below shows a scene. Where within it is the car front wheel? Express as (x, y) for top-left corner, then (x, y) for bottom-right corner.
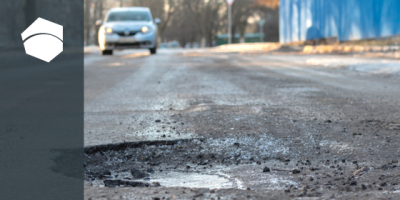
(101, 50), (113, 55)
(149, 47), (157, 55)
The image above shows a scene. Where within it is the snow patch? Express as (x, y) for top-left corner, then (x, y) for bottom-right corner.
(306, 57), (400, 76)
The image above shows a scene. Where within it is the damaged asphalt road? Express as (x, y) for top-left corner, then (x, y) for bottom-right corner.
(84, 49), (400, 199)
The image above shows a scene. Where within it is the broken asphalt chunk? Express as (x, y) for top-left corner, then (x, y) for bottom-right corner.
(263, 167), (270, 172)
(131, 168), (147, 179)
(292, 169), (301, 174)
(104, 180), (150, 188)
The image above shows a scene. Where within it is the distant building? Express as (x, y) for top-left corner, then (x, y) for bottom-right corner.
(279, 0), (400, 44)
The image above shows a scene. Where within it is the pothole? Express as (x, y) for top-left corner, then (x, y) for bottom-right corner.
(83, 135), (400, 194)
(84, 136), (293, 189)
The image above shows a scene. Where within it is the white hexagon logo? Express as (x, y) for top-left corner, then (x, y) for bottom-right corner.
(21, 18), (63, 62)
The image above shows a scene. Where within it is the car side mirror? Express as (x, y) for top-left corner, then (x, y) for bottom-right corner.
(95, 20), (103, 26)
(154, 18), (161, 24)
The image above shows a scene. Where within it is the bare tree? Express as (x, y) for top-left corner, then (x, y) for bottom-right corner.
(255, 0), (280, 42)
(127, 0), (181, 40)
(157, 0), (181, 39)
(84, 0), (92, 45)
(230, 0), (279, 43)
(231, 0), (257, 43)
(163, 3), (200, 46)
(183, 0), (224, 47)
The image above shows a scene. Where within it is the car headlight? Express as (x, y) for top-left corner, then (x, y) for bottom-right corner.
(141, 26), (150, 33)
(106, 27), (113, 34)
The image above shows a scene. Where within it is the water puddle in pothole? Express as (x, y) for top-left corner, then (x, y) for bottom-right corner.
(150, 171), (234, 189)
(90, 171), (237, 189)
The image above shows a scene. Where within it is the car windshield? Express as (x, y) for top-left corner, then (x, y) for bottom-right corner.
(107, 11), (150, 22)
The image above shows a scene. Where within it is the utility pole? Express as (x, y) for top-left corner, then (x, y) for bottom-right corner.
(227, 0), (234, 44)
(258, 19), (266, 42)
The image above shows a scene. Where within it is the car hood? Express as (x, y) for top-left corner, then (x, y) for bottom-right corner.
(104, 21), (153, 32)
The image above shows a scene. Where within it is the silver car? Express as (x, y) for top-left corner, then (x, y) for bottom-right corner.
(97, 7), (160, 55)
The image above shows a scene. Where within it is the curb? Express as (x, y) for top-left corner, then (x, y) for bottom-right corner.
(217, 43), (282, 51)
(303, 45), (400, 53)
(216, 43), (399, 54)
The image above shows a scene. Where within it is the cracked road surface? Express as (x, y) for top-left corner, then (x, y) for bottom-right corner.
(84, 49), (400, 199)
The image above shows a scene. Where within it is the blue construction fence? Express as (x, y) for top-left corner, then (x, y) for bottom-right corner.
(279, 0), (400, 44)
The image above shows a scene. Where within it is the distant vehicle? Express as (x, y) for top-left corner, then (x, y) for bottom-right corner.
(184, 42), (200, 49)
(160, 43), (168, 49)
(192, 42), (200, 49)
(167, 41), (181, 49)
(184, 43), (191, 49)
(96, 7), (161, 55)
(160, 41), (181, 49)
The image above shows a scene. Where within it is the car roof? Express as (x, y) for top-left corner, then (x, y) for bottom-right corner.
(109, 7), (150, 12)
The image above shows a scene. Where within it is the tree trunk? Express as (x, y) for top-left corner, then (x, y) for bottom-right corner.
(200, 37), (206, 48)
(157, 36), (161, 48)
(239, 21), (247, 44)
(84, 0), (92, 45)
(231, 25), (237, 43)
(94, 1), (101, 45)
(190, 35), (196, 48)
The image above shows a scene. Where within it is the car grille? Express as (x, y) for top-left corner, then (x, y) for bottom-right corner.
(115, 42), (141, 47)
(115, 31), (140, 36)
(106, 41), (152, 47)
